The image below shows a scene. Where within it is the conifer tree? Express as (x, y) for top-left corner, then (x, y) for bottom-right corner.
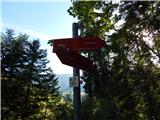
(1, 29), (60, 119)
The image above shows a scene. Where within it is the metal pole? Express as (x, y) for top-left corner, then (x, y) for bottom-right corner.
(72, 22), (81, 120)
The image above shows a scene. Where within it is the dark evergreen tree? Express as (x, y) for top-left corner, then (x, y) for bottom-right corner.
(1, 29), (61, 119)
(1, 29), (29, 119)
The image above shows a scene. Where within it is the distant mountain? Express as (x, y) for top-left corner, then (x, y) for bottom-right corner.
(57, 74), (72, 91)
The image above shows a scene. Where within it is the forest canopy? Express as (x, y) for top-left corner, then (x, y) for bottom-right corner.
(1, 29), (72, 120)
(68, 1), (160, 120)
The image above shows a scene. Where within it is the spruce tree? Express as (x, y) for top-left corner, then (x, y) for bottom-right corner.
(1, 29), (60, 119)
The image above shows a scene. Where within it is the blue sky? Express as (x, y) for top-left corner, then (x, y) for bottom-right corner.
(1, 1), (77, 74)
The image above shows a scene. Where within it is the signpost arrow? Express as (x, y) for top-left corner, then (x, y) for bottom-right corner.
(53, 36), (105, 52)
(56, 48), (94, 71)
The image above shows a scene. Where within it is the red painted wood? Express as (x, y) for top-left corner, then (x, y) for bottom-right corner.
(52, 36), (105, 52)
(55, 48), (94, 71)
(51, 36), (105, 71)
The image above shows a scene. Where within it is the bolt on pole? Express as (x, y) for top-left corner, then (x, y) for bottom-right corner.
(72, 22), (81, 120)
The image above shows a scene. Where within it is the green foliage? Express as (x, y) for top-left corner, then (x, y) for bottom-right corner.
(53, 101), (73, 120)
(69, 1), (160, 120)
(68, 1), (118, 38)
(1, 29), (73, 120)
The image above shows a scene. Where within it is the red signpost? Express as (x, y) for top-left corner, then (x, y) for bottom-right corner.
(52, 36), (105, 71)
(51, 22), (105, 120)
(53, 36), (105, 52)
(56, 48), (94, 71)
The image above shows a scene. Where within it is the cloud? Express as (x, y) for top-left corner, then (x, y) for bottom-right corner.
(1, 21), (54, 40)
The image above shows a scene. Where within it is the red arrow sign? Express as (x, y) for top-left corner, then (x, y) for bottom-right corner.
(52, 36), (105, 52)
(56, 48), (94, 71)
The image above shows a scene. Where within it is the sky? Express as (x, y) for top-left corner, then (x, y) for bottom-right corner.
(1, 0), (78, 75)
